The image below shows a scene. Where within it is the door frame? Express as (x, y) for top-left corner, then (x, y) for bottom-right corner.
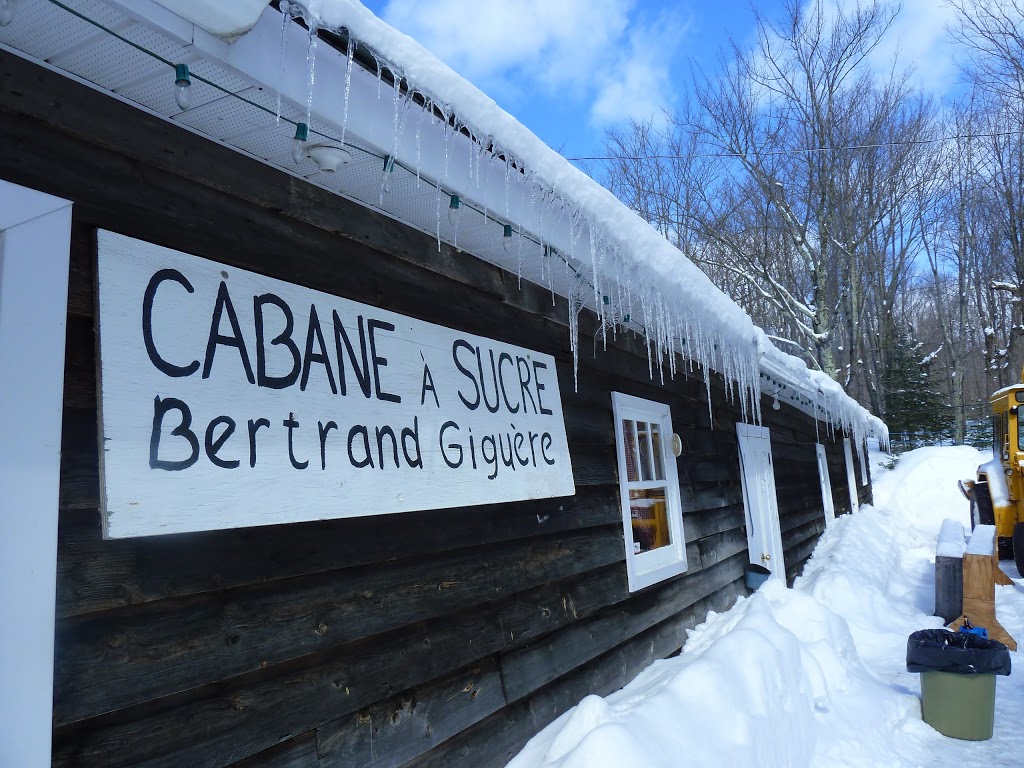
(843, 437), (859, 514)
(0, 180), (72, 768)
(815, 443), (836, 525)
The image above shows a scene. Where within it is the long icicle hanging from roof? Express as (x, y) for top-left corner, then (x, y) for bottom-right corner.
(284, 0), (885, 448)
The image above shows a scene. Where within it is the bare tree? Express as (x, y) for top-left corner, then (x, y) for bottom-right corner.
(950, 0), (1024, 104)
(689, 0), (936, 401)
(595, 0), (1023, 440)
(949, 0), (1024, 398)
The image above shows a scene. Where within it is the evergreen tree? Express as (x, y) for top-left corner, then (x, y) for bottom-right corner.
(882, 329), (953, 443)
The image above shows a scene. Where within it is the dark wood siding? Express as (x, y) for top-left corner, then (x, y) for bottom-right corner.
(0, 53), (865, 768)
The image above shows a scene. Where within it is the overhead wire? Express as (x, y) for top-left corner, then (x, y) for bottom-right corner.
(41, 0), (606, 294)
(567, 129), (1024, 163)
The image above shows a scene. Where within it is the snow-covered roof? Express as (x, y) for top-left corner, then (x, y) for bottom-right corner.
(292, 0), (886, 446)
(989, 384), (1024, 401)
(0, 0), (885, 446)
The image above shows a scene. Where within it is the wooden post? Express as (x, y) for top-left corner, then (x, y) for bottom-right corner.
(935, 519), (965, 624)
(948, 525), (1017, 650)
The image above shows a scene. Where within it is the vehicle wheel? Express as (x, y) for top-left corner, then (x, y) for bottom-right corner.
(999, 536), (1015, 561)
(971, 482), (995, 529)
(1014, 523), (1024, 577)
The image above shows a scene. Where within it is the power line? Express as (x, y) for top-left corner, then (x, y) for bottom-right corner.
(568, 129), (1024, 162)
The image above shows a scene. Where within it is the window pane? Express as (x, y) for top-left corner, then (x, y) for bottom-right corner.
(637, 421), (654, 481)
(630, 488), (671, 553)
(622, 419), (639, 482)
(651, 423), (665, 481)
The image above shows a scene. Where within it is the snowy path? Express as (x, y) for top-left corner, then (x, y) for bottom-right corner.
(507, 446), (1024, 767)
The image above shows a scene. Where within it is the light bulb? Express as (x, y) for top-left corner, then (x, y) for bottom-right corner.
(772, 396), (781, 411)
(382, 156), (394, 193)
(502, 224), (513, 252)
(0, 0), (16, 27)
(291, 122), (309, 165)
(173, 64), (192, 110)
(447, 195), (461, 227)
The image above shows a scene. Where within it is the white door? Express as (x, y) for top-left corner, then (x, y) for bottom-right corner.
(815, 443), (836, 525)
(843, 438), (859, 514)
(736, 423), (785, 580)
(0, 180), (72, 768)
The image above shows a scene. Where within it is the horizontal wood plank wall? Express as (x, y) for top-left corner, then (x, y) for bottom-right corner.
(0, 54), (859, 768)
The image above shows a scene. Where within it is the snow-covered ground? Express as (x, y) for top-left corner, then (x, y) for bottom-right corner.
(508, 446), (1024, 767)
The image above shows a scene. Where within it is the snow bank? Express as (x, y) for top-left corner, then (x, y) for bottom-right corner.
(510, 582), (828, 768)
(282, 0), (886, 447)
(507, 445), (1024, 767)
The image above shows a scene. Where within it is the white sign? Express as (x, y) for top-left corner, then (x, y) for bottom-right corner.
(96, 231), (574, 538)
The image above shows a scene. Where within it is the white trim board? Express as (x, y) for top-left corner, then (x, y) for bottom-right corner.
(0, 179), (73, 768)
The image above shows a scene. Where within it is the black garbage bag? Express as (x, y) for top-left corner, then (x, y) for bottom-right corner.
(906, 629), (1012, 675)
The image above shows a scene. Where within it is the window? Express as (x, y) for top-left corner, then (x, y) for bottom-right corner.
(612, 392), (688, 591)
(994, 412), (1008, 457)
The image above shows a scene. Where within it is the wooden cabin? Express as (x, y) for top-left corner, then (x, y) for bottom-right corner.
(0, 2), (879, 766)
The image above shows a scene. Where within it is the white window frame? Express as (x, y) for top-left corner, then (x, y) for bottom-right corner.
(611, 392), (688, 592)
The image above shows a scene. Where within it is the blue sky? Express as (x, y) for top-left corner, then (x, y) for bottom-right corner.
(358, 0), (964, 162)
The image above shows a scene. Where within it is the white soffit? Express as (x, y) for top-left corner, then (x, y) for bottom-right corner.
(0, 0), (581, 307)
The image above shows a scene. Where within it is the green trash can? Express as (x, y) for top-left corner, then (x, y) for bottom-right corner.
(906, 629), (1012, 741)
(920, 671), (997, 740)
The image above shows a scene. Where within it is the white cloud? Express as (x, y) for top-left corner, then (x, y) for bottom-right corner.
(590, 11), (690, 126)
(377, 0), (689, 126)
(813, 0), (968, 95)
(868, 0), (964, 94)
(379, 0), (630, 87)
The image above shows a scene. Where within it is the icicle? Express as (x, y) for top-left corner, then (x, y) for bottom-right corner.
(304, 18), (319, 126)
(548, 247), (555, 307)
(435, 180), (442, 252)
(275, 1), (292, 123)
(516, 223), (523, 289)
(379, 155), (394, 206)
(375, 57), (384, 99)
(480, 137), (493, 212)
(568, 283), (582, 392)
(340, 35), (355, 147)
(415, 99), (429, 187)
(639, 290), (653, 381)
(442, 111), (451, 181)
(589, 220), (602, 346)
(389, 75), (412, 187)
(504, 156), (511, 217)
(478, 140), (491, 223)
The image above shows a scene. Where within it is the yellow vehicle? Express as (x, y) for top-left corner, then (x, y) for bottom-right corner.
(960, 379), (1024, 571)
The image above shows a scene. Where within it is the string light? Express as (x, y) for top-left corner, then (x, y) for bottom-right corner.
(0, 0), (16, 27)
(35, 0), (676, 344)
(173, 63), (192, 110)
(447, 194), (461, 226)
(291, 122), (309, 164)
(502, 224), (513, 251)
